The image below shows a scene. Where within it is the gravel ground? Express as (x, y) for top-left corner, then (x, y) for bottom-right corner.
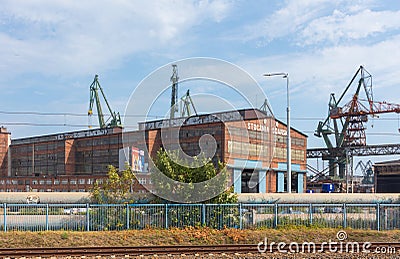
(134, 252), (400, 259)
(18, 252), (398, 259)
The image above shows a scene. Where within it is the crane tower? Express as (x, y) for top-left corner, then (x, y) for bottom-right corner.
(170, 64), (179, 119)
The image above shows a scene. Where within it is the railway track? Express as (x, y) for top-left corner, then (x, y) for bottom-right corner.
(0, 243), (399, 257)
(0, 244), (257, 257)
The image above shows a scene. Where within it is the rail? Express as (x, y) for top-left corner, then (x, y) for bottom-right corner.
(1, 243), (399, 257)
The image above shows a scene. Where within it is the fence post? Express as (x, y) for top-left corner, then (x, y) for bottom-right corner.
(165, 204), (169, 229)
(3, 203), (6, 232)
(309, 203), (313, 226)
(202, 204), (206, 227)
(376, 203), (380, 231)
(126, 204), (130, 230)
(274, 204), (278, 228)
(239, 203), (243, 230)
(46, 204), (49, 231)
(86, 204), (90, 231)
(343, 203), (347, 228)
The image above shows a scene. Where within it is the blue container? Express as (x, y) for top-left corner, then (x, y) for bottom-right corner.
(322, 183), (334, 193)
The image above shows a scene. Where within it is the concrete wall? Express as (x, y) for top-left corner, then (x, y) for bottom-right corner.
(238, 193), (400, 204)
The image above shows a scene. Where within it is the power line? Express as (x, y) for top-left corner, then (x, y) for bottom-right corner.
(0, 122), (89, 127)
(0, 110), (160, 118)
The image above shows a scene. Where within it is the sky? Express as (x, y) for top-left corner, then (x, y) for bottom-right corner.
(1, 0), (400, 172)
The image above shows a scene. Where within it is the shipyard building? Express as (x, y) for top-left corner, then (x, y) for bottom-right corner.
(0, 108), (307, 193)
(374, 159), (400, 193)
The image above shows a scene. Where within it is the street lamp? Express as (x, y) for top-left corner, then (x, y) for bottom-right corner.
(263, 72), (291, 193)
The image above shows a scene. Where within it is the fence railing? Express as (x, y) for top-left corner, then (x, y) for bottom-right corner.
(1, 203), (399, 232)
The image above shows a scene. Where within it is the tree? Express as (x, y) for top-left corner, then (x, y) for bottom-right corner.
(90, 165), (138, 204)
(151, 149), (237, 204)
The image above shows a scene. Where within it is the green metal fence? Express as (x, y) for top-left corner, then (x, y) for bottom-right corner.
(1, 203), (399, 232)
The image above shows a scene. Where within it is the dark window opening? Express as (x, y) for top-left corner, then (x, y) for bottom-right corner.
(241, 169), (259, 193)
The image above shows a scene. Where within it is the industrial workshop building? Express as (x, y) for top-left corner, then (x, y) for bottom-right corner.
(0, 108), (307, 193)
(374, 159), (400, 193)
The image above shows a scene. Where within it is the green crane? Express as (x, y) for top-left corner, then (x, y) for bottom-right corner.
(88, 75), (122, 129)
(315, 65), (400, 178)
(180, 89), (198, 117)
(314, 66), (372, 178)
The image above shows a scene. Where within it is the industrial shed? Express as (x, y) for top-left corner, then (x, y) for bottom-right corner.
(374, 159), (400, 193)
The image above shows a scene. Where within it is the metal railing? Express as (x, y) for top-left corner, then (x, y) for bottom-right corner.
(1, 203), (399, 232)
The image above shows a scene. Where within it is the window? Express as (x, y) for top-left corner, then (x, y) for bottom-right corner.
(241, 170), (259, 193)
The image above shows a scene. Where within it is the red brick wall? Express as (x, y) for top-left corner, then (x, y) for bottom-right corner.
(0, 128), (10, 177)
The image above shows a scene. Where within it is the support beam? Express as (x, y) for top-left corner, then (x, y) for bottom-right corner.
(307, 143), (400, 159)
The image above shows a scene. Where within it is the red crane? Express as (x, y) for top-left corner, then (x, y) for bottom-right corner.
(315, 66), (400, 178)
(328, 66), (400, 146)
(317, 66), (400, 148)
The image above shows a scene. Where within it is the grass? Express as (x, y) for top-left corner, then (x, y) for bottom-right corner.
(0, 227), (399, 248)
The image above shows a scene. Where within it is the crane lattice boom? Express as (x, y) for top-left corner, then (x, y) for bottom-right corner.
(88, 75), (122, 129)
(330, 99), (400, 119)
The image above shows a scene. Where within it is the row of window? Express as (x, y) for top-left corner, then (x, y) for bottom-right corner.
(75, 149), (119, 158)
(0, 178), (95, 185)
(227, 127), (271, 141)
(75, 136), (121, 147)
(12, 143), (63, 154)
(273, 147), (305, 161)
(227, 140), (272, 157)
(0, 189), (88, 192)
(275, 136), (306, 147)
(178, 128), (223, 138)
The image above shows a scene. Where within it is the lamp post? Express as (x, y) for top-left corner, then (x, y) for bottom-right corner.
(264, 72), (291, 193)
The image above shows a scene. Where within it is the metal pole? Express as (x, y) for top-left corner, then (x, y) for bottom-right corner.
(285, 74), (291, 193)
(264, 72), (291, 193)
(86, 203), (90, 231)
(3, 203), (6, 232)
(46, 204), (49, 231)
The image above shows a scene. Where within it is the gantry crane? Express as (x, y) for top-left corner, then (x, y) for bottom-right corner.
(354, 160), (374, 185)
(88, 75), (122, 129)
(315, 65), (400, 178)
(180, 90), (197, 117)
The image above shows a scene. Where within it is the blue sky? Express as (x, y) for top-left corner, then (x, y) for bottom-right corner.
(1, 0), (400, 168)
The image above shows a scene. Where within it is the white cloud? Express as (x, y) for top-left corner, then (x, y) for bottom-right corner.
(0, 0), (233, 78)
(239, 0), (339, 43)
(240, 34), (400, 104)
(300, 9), (400, 46)
(238, 0), (383, 45)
